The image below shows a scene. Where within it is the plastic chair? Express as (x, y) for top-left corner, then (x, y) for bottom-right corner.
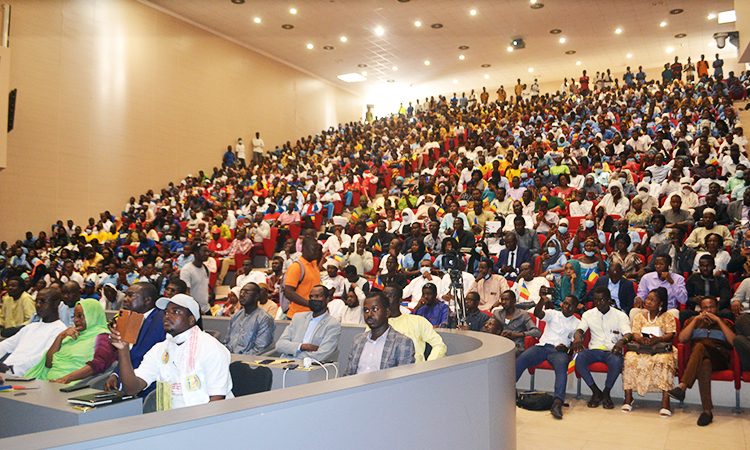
(525, 315), (573, 391)
(333, 200), (343, 215)
(365, 257), (379, 277)
(230, 361), (273, 397)
(677, 337), (742, 412)
(260, 227), (278, 258)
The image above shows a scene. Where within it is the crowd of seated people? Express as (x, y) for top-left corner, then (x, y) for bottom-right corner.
(0, 60), (749, 425)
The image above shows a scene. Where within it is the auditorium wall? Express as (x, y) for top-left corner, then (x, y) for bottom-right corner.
(0, 0), (363, 241)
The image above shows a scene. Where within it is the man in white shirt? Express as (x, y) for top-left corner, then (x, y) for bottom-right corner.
(516, 295), (581, 419)
(235, 138), (246, 169)
(403, 260), (440, 309)
(511, 263), (548, 309)
(252, 132), (265, 164)
(110, 294), (233, 410)
(235, 259), (267, 289)
(572, 286), (632, 410)
(179, 243), (211, 314)
(320, 260), (348, 300)
(322, 225), (351, 257)
(0, 288), (67, 376)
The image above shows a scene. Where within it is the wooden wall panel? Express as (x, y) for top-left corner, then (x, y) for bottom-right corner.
(0, 0), (363, 241)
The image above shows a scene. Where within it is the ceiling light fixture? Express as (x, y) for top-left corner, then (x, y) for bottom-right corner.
(675, 33), (687, 38)
(453, 79), (458, 84)
(361, 71), (367, 76)
(230, 0), (244, 4)
(530, 3), (544, 9)
(281, 24), (294, 29)
(470, 9), (476, 16)
(669, 9), (683, 15)
(458, 45), (469, 50)
(707, 13), (716, 20)
(357, 64), (367, 68)
(559, 37), (566, 43)
(484, 75), (489, 79)
(392, 66), (398, 71)
(323, 46), (334, 50)
(337, 73), (366, 83)
(415, 21), (422, 27)
(507, 46), (513, 52)
(718, 10), (736, 24)
(340, 36), (347, 42)
(253, 17), (261, 23)
(666, 46), (674, 53)
(565, 50), (576, 54)
(528, 68), (534, 72)
(550, 29), (562, 34)
(660, 21), (667, 27)
(530, 0), (537, 3)
(424, 60), (430, 65)
(306, 43), (313, 49)
(289, 8), (297, 14)
(576, 61), (581, 65)
(431, 23), (443, 29)
(615, 28), (623, 34)
(459, 55), (465, 60)
(626, 53), (632, 58)
(375, 27), (384, 36)
(481, 64), (491, 68)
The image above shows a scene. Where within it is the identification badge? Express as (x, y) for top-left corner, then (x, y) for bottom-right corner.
(185, 375), (201, 392)
(162, 350), (169, 364)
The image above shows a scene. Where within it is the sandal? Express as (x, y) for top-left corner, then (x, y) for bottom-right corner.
(587, 394), (602, 408)
(621, 402), (633, 413)
(659, 408), (672, 418)
(602, 398), (615, 410)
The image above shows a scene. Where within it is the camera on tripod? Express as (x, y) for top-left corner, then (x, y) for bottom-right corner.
(443, 249), (462, 272)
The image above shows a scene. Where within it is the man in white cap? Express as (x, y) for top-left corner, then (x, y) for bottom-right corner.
(320, 259), (347, 300)
(684, 208), (733, 251)
(109, 293), (232, 410)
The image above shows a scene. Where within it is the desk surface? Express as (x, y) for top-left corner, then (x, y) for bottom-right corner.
(230, 355), (338, 390)
(0, 380), (142, 439)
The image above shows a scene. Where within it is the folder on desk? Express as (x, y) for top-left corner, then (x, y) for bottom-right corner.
(116, 310), (144, 345)
(67, 391), (135, 407)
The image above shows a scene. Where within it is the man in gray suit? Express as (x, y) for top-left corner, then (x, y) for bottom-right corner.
(344, 292), (415, 376)
(275, 285), (341, 362)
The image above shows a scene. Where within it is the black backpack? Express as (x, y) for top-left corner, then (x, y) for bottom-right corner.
(516, 391), (554, 411)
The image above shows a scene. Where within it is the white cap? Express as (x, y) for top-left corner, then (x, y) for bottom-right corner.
(324, 259), (339, 269)
(156, 293), (200, 319)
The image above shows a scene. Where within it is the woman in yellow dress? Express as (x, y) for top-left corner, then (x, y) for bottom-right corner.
(621, 287), (678, 417)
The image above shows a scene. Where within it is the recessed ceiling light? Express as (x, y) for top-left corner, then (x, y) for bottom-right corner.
(361, 71), (367, 76)
(530, 3), (544, 9)
(458, 45), (469, 50)
(626, 53), (632, 58)
(424, 60), (430, 65)
(484, 75), (489, 79)
(281, 24), (294, 30)
(576, 61), (581, 65)
(337, 73), (366, 83)
(718, 10), (736, 24)
(306, 43), (313, 49)
(530, 0), (537, 3)
(431, 23), (443, 29)
(660, 21), (667, 27)
(550, 29), (562, 34)
(707, 13), (716, 20)
(397, 0), (410, 3)
(666, 46), (674, 53)
(675, 33), (687, 38)
(323, 46), (334, 50)
(340, 36), (347, 42)
(253, 17), (261, 23)
(669, 8), (683, 15)
(528, 68), (534, 72)
(453, 79), (458, 84)
(375, 27), (384, 36)
(392, 66), (398, 71)
(387, 79), (395, 83)
(231, 0), (244, 4)
(565, 50), (576, 55)
(415, 21), (422, 27)
(289, 8), (297, 14)
(470, 9), (477, 16)
(507, 47), (513, 52)
(357, 64), (368, 68)
(615, 28), (623, 34)
(459, 55), (465, 60)
(559, 37), (566, 43)
(481, 64), (491, 68)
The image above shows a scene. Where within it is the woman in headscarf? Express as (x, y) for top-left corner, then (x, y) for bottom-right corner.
(402, 238), (430, 279)
(545, 260), (586, 310)
(25, 298), (116, 384)
(539, 239), (568, 279)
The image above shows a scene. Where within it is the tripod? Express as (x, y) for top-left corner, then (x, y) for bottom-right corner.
(447, 269), (467, 329)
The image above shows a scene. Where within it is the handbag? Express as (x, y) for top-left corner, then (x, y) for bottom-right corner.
(516, 391), (555, 411)
(625, 341), (672, 355)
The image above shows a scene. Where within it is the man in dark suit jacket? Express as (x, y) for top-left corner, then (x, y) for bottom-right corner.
(585, 263), (636, 315)
(495, 232), (532, 282)
(344, 292), (415, 376)
(694, 194), (729, 227)
(642, 227), (696, 276)
(727, 189), (750, 228)
(103, 282), (166, 396)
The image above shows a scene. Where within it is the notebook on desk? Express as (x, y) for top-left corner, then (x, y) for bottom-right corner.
(67, 391), (135, 407)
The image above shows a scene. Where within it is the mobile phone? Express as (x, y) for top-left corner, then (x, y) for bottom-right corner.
(284, 364), (299, 370)
(60, 383), (90, 393)
(257, 359), (275, 365)
(4, 377), (35, 382)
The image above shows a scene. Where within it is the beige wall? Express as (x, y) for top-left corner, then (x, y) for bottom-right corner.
(0, 0), (363, 242)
